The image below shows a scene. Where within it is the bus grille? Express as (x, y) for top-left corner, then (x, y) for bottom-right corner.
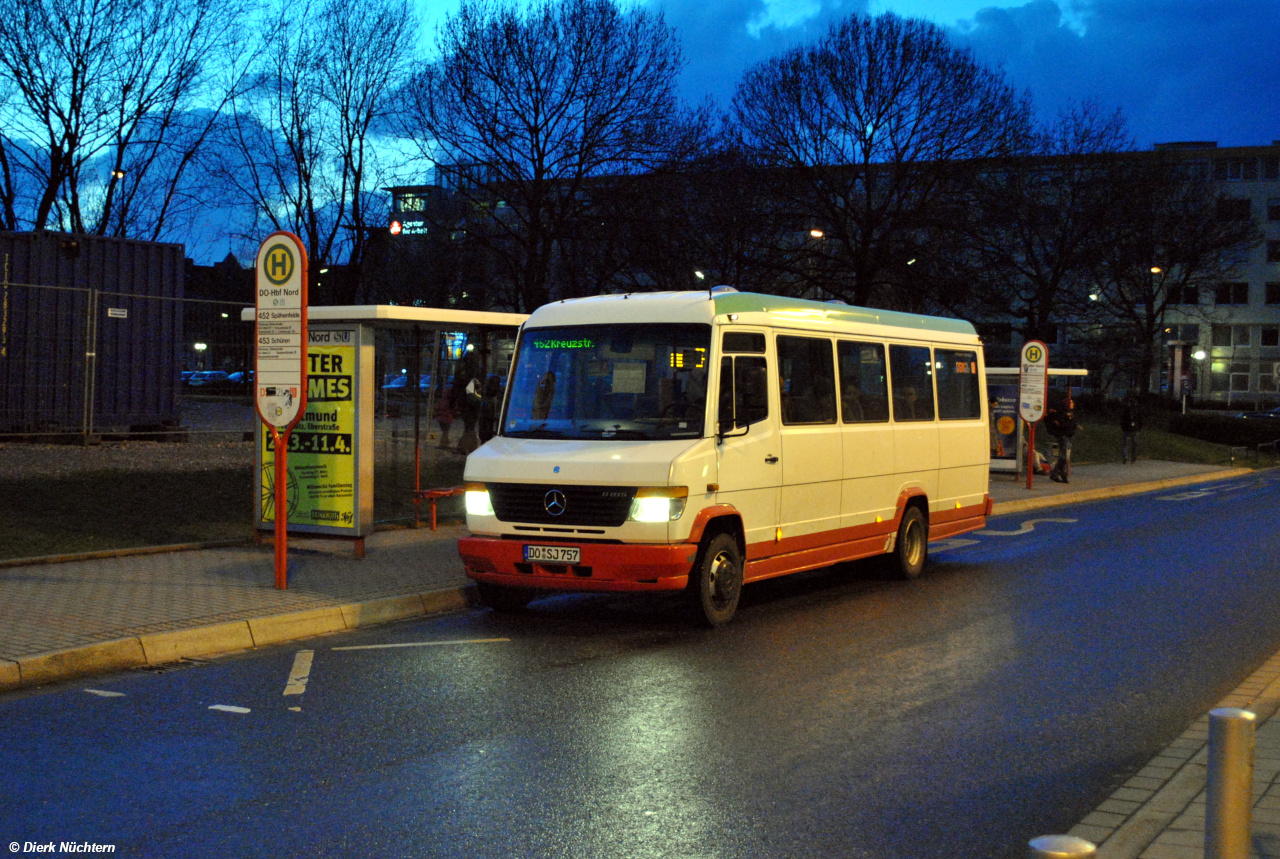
(488, 483), (637, 527)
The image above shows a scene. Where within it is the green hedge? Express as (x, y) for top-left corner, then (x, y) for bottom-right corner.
(1169, 413), (1280, 448)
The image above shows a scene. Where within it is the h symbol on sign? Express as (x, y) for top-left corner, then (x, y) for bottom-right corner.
(268, 249), (290, 279)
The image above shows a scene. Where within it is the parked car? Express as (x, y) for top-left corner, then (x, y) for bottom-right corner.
(1236, 405), (1280, 419)
(187, 370), (229, 387)
(381, 373), (442, 394)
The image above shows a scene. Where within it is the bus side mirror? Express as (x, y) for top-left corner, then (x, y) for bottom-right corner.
(717, 417), (749, 442)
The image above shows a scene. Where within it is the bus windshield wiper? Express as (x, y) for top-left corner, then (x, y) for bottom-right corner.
(576, 424), (651, 439)
(506, 424), (566, 439)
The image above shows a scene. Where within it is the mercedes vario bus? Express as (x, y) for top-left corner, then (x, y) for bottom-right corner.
(458, 289), (991, 625)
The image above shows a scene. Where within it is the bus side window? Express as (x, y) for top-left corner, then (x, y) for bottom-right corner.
(777, 335), (836, 425)
(719, 355), (768, 430)
(935, 349), (982, 419)
(889, 345), (936, 422)
(837, 340), (889, 423)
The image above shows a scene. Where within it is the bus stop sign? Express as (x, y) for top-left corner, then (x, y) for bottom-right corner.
(255, 232), (308, 429)
(1019, 340), (1049, 424)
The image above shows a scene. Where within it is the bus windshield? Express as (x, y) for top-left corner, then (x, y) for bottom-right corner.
(502, 323), (711, 440)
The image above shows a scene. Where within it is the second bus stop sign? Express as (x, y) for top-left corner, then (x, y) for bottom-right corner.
(255, 232), (308, 429)
(1019, 340), (1049, 424)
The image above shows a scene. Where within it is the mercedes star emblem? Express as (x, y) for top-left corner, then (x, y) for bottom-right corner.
(544, 489), (567, 517)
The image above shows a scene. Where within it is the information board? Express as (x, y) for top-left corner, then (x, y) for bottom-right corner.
(257, 324), (374, 536)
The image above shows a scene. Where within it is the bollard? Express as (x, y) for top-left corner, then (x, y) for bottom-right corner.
(1028, 834), (1096, 858)
(1206, 707), (1256, 859)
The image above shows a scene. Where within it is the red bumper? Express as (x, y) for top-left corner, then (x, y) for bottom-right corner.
(458, 536), (697, 593)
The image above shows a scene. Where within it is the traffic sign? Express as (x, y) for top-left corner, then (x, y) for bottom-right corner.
(255, 232), (308, 429)
(1019, 340), (1049, 424)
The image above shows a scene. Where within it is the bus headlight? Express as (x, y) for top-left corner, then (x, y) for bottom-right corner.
(629, 487), (688, 522)
(464, 483), (494, 516)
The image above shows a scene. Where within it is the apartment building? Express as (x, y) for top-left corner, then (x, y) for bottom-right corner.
(1161, 141), (1280, 406)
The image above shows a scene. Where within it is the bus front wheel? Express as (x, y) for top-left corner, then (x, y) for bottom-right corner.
(687, 532), (743, 627)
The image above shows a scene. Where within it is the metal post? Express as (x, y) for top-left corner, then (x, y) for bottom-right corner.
(1206, 707), (1256, 859)
(1028, 834), (1096, 858)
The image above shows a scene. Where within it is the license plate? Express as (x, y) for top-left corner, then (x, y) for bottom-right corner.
(523, 545), (581, 564)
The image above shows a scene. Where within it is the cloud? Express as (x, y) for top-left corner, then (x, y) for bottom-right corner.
(951, 0), (1280, 147)
(647, 0), (871, 109)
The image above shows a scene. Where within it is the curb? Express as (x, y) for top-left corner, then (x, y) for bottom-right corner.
(990, 467), (1254, 515)
(1069, 650), (1280, 858)
(0, 539), (254, 570)
(0, 585), (478, 693)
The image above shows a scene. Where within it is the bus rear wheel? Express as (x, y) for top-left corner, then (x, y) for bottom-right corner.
(890, 506), (928, 580)
(687, 532), (743, 627)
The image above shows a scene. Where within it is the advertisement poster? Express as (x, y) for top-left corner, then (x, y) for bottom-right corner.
(989, 382), (1020, 472)
(258, 325), (371, 535)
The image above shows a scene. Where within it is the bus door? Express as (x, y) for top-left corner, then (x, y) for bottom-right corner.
(776, 334), (843, 542)
(714, 331), (780, 556)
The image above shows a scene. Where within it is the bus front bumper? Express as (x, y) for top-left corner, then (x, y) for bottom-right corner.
(458, 536), (696, 593)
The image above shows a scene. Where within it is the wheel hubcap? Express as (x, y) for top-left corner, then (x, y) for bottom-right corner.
(904, 520), (924, 567)
(708, 551), (739, 607)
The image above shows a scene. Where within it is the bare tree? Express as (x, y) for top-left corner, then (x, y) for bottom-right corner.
(0, 82), (19, 229)
(1084, 154), (1262, 394)
(0, 0), (254, 238)
(955, 101), (1135, 346)
(215, 0), (418, 299)
(732, 13), (1034, 307)
(396, 0), (709, 312)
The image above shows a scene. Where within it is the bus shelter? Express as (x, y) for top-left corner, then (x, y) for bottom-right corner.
(987, 367), (1088, 474)
(242, 304), (527, 547)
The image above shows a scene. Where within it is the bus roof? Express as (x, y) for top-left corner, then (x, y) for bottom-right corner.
(712, 291), (977, 337)
(527, 290), (978, 338)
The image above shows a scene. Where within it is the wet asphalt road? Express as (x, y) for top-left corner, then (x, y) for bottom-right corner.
(2, 471), (1279, 858)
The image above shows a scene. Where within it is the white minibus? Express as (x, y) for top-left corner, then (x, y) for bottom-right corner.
(459, 288), (991, 625)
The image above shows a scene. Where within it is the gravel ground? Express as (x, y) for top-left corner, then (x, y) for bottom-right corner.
(0, 399), (256, 479)
(0, 438), (256, 479)
(0, 397), (463, 480)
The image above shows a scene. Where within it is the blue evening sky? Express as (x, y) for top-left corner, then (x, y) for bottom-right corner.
(414, 0), (1280, 150)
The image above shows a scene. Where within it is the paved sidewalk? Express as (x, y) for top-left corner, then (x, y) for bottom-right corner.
(0, 458), (1274, 858)
(0, 524), (475, 691)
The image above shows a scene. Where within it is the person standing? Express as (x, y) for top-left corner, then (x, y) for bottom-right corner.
(1120, 396), (1143, 464)
(1045, 394), (1078, 483)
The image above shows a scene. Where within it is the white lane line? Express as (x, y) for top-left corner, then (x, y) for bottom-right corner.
(931, 538), (981, 553)
(209, 704), (251, 714)
(283, 649), (314, 696)
(84, 689), (125, 698)
(332, 637), (511, 652)
(983, 517), (1077, 536)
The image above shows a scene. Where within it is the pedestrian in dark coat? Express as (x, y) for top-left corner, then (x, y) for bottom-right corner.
(1120, 396), (1143, 464)
(1044, 395), (1078, 483)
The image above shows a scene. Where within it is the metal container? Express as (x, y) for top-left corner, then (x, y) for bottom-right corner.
(0, 231), (185, 436)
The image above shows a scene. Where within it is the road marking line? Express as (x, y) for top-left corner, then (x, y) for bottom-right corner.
(931, 538), (981, 553)
(84, 689), (125, 698)
(332, 637), (511, 652)
(983, 517), (1077, 536)
(209, 704), (251, 714)
(1158, 490), (1215, 502)
(283, 649), (314, 696)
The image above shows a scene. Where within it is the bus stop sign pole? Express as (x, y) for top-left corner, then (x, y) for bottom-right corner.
(254, 232), (309, 589)
(1019, 340), (1049, 490)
